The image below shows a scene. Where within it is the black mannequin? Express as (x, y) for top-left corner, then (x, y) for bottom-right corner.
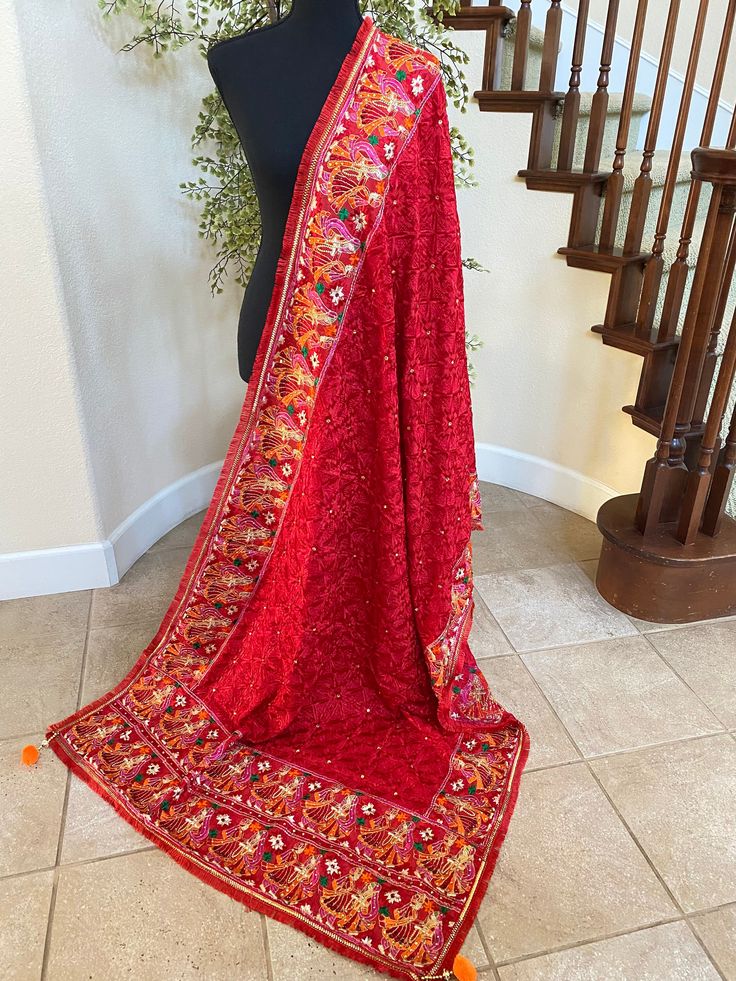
(207, 0), (365, 383)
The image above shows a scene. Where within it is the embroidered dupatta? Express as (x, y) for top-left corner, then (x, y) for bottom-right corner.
(45, 15), (529, 979)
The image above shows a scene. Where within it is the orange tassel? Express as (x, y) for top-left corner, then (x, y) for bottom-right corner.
(453, 954), (478, 981)
(21, 744), (40, 766)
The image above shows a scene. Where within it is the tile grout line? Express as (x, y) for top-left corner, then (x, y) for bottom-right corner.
(490, 645), (715, 972)
(8, 492), (730, 977)
(472, 584), (641, 656)
(579, 764), (725, 978)
(39, 589), (94, 981)
(682, 916), (730, 981)
(492, 915), (698, 970)
(471, 589), (516, 658)
(467, 588), (525, 973)
(259, 914), (275, 981)
(473, 499), (732, 976)
(478, 604), (729, 766)
(521, 653), (687, 912)
(0, 613), (166, 748)
(508, 653), (583, 763)
(470, 567), (733, 973)
(470, 913), (502, 979)
(571, 557), (736, 637)
(688, 912), (734, 981)
(519, 727), (729, 773)
(476, 652), (687, 971)
(638, 629), (732, 732)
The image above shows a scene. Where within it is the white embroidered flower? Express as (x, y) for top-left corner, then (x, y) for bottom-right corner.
(308, 781), (322, 792)
(384, 142), (395, 160)
(265, 512), (276, 525)
(419, 828), (434, 841)
(361, 802), (376, 815)
(216, 813), (232, 826)
(336, 122), (346, 135)
(386, 890), (401, 904)
(147, 763), (160, 775)
(172, 787), (182, 799)
(297, 269), (305, 282)
(329, 285), (345, 306)
(451, 780), (464, 792)
(361, 937), (373, 947)
(269, 834), (284, 850)
(120, 730), (131, 741)
(207, 729), (219, 739)
(465, 738), (477, 751)
(298, 410), (307, 426)
(247, 560), (258, 571)
(257, 761), (271, 773)
(352, 211), (367, 231)
(325, 858), (340, 875)
(175, 694), (187, 707)
(310, 351), (320, 369)
(206, 644), (216, 653)
(366, 54), (374, 67)
(282, 463), (292, 476)
(455, 567), (466, 580)
(411, 74), (424, 97)
(300, 903), (312, 915)
(227, 605), (238, 614)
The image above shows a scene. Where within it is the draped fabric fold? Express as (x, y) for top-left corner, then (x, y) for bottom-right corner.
(45, 15), (529, 979)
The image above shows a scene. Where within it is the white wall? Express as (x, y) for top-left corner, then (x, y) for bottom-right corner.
(454, 29), (653, 513)
(2, 2), (659, 598)
(1, 0), (245, 597)
(0, 0), (100, 554)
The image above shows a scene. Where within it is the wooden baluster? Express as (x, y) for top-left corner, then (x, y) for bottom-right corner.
(539, 1), (563, 93)
(511, 1), (532, 91)
(677, 223), (736, 543)
(598, 0), (648, 248)
(623, 0), (681, 255)
(482, 1), (506, 92)
(557, 0), (591, 171)
(582, 0), (620, 174)
(702, 397), (736, 536)
(636, 170), (726, 533)
(636, 0), (709, 339)
(689, 112), (736, 433)
(657, 0), (736, 342)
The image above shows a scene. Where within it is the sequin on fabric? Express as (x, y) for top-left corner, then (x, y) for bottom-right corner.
(46, 19), (529, 980)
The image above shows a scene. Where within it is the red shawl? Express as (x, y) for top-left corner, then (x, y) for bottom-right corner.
(45, 15), (529, 979)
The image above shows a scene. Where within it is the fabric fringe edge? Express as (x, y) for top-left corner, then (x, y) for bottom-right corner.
(46, 718), (529, 981)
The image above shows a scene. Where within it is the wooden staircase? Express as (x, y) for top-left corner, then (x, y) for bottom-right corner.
(434, 0), (736, 622)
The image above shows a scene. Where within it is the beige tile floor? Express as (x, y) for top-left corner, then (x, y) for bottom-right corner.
(1, 481), (735, 980)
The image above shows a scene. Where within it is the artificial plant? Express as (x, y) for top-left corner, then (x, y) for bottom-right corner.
(98, 0), (485, 377)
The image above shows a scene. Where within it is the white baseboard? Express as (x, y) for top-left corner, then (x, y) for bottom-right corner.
(0, 460), (223, 601)
(0, 445), (620, 600)
(474, 442), (620, 522)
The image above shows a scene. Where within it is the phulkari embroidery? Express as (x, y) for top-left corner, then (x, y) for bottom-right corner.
(43, 15), (529, 980)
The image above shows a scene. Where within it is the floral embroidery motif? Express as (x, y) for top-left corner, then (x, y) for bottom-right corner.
(469, 472), (484, 531)
(46, 22), (527, 981)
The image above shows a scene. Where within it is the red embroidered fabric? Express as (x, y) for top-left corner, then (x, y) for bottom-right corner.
(45, 16), (529, 979)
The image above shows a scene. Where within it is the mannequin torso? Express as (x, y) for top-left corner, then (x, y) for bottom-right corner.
(207, 0), (364, 382)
